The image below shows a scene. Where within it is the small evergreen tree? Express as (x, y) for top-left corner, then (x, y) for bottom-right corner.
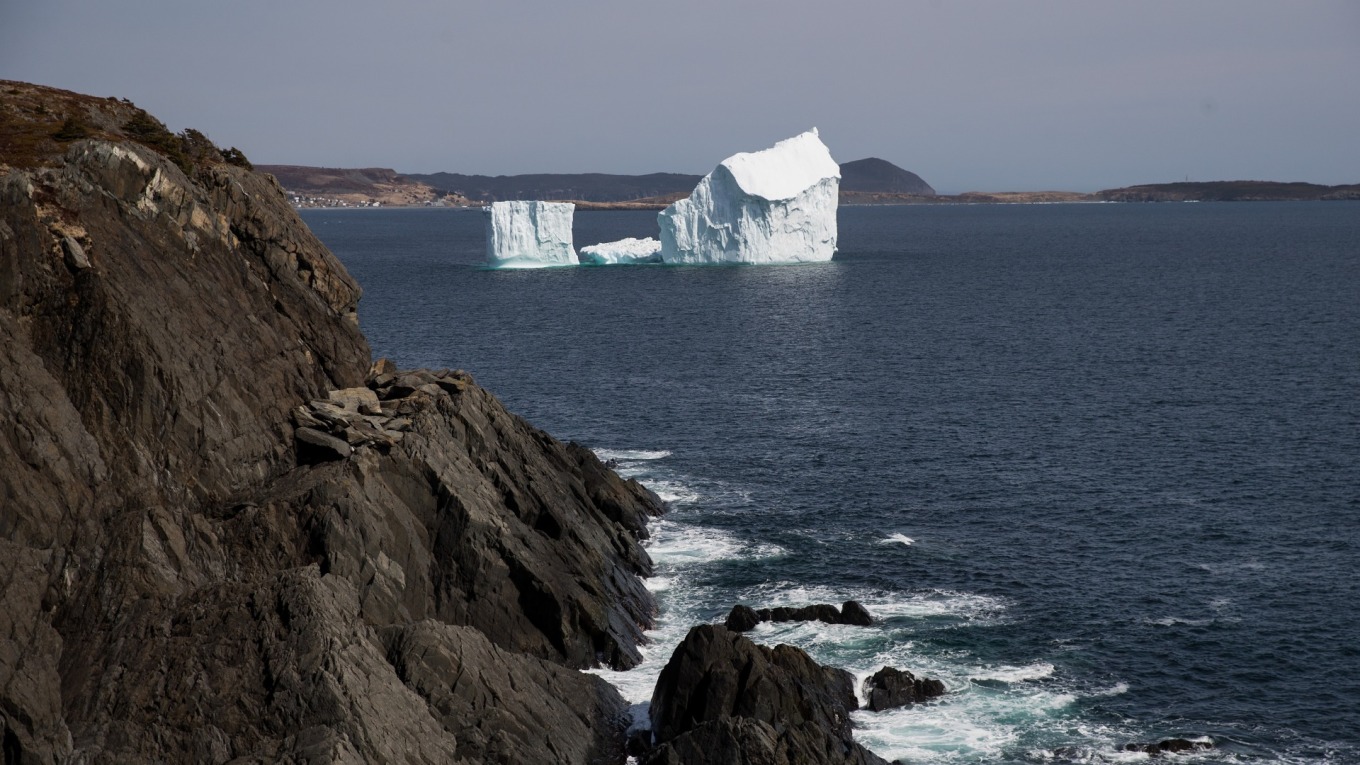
(221, 147), (253, 170)
(53, 116), (91, 142)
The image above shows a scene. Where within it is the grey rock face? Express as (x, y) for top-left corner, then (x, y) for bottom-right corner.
(646, 717), (889, 765)
(646, 625), (888, 765)
(381, 621), (631, 764)
(294, 425), (354, 462)
(1, 84), (663, 765)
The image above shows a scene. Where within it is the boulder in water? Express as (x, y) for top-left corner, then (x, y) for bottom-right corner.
(724, 604), (761, 632)
(646, 625), (887, 764)
(723, 600), (874, 632)
(861, 666), (946, 712)
(1123, 738), (1214, 755)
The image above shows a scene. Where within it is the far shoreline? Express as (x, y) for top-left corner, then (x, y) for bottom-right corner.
(295, 196), (1355, 213)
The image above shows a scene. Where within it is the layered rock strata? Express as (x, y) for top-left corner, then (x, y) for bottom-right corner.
(1, 81), (660, 764)
(1, 81), (903, 765)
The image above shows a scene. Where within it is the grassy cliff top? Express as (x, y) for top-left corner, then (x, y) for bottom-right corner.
(0, 79), (251, 173)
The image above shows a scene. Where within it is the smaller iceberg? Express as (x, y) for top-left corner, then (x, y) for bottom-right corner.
(659, 128), (840, 265)
(578, 237), (662, 266)
(483, 201), (576, 268)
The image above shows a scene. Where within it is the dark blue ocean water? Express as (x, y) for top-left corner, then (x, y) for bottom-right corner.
(302, 204), (1360, 764)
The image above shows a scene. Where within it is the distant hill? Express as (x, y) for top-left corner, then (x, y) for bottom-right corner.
(839, 158), (935, 195)
(263, 158), (939, 207)
(403, 171), (702, 204)
(407, 158), (935, 204)
(257, 165), (467, 207)
(1096, 180), (1360, 202)
(261, 165), (408, 193)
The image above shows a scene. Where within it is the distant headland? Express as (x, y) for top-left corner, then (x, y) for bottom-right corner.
(261, 160), (1358, 209)
(261, 158), (936, 208)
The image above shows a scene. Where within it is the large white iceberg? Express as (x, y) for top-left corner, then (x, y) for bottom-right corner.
(658, 129), (840, 264)
(578, 237), (663, 265)
(483, 201), (576, 268)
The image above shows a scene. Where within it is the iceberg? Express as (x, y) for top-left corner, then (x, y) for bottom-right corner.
(658, 129), (840, 265)
(578, 237), (663, 266)
(483, 201), (577, 268)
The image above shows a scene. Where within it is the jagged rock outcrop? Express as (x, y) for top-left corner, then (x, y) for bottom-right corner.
(0, 80), (660, 764)
(861, 666), (946, 712)
(644, 625), (889, 765)
(1123, 738), (1214, 755)
(724, 600), (874, 632)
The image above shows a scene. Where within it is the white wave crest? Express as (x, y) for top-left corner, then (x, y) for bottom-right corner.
(1146, 616), (1215, 628)
(644, 478), (700, 505)
(1091, 681), (1130, 697)
(735, 583), (1007, 624)
(593, 448), (672, 462)
(969, 663), (1055, 683)
(880, 533), (916, 546)
(645, 522), (742, 565)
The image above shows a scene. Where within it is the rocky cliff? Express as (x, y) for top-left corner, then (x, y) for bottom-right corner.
(1, 80), (662, 764)
(2, 81), (905, 765)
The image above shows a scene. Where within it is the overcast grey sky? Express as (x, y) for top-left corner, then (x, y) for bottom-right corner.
(3, 1), (1358, 192)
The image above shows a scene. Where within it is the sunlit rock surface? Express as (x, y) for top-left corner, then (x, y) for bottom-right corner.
(658, 129), (840, 265)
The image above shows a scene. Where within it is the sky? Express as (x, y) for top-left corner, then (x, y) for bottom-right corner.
(3, 1), (1358, 192)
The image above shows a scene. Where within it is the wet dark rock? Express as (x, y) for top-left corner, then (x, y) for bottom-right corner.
(725, 600), (875, 632)
(647, 625), (887, 765)
(1123, 738), (1214, 755)
(645, 717), (890, 765)
(841, 600), (874, 626)
(724, 604), (761, 632)
(862, 666), (946, 711)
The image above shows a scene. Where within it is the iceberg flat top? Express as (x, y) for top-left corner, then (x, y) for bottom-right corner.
(720, 128), (840, 202)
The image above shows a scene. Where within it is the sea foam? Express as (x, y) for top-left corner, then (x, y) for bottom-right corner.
(592, 448), (673, 462)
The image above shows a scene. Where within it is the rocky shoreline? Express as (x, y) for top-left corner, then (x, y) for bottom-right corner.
(1, 81), (935, 764)
(3, 79), (1236, 765)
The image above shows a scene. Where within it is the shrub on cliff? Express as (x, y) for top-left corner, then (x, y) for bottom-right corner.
(222, 146), (253, 169)
(178, 127), (223, 166)
(121, 110), (189, 170)
(120, 112), (252, 175)
(52, 115), (90, 142)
